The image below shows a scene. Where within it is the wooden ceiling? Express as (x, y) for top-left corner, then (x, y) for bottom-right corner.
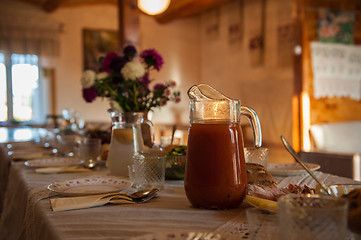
(18, 0), (233, 23)
(18, 0), (117, 12)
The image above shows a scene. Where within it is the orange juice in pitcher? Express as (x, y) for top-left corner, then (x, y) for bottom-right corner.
(185, 84), (262, 209)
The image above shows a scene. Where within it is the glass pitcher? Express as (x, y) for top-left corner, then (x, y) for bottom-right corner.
(185, 84), (262, 209)
(106, 111), (155, 177)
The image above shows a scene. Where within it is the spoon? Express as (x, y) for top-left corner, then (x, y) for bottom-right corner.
(280, 135), (330, 195)
(82, 159), (105, 170)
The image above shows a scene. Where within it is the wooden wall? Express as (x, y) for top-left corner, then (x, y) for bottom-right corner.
(296, 0), (361, 148)
(300, 0), (361, 124)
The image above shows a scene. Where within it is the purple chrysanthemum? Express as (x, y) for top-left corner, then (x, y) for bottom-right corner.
(102, 52), (118, 74)
(153, 83), (166, 90)
(123, 45), (137, 60)
(111, 56), (128, 74)
(82, 87), (97, 102)
(140, 49), (164, 71)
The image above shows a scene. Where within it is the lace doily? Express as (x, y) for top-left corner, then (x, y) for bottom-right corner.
(215, 213), (250, 239)
(25, 187), (58, 240)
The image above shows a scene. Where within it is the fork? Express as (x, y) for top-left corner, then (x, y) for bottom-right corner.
(109, 189), (158, 204)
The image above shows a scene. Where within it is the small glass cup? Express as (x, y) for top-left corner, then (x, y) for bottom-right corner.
(79, 138), (102, 166)
(128, 165), (135, 182)
(278, 194), (349, 240)
(160, 136), (172, 147)
(57, 134), (78, 157)
(244, 147), (269, 167)
(132, 152), (166, 191)
(246, 208), (279, 240)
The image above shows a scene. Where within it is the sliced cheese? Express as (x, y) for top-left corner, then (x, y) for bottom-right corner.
(246, 195), (278, 212)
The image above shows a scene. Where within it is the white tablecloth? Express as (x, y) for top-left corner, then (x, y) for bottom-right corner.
(0, 144), (11, 217)
(0, 148), (359, 240)
(0, 162), (246, 240)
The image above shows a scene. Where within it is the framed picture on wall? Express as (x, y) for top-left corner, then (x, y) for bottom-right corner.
(317, 9), (355, 44)
(83, 29), (119, 71)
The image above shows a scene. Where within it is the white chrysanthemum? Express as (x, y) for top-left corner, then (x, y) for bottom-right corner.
(96, 72), (109, 80)
(110, 100), (123, 112)
(81, 70), (96, 88)
(121, 61), (145, 80)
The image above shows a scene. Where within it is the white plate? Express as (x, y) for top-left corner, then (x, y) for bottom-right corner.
(129, 231), (230, 240)
(47, 175), (132, 196)
(24, 157), (83, 168)
(267, 163), (320, 176)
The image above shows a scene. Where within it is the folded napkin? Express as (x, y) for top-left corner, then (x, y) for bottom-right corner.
(5, 140), (34, 149)
(8, 145), (45, 152)
(50, 193), (135, 211)
(35, 166), (92, 174)
(11, 152), (51, 161)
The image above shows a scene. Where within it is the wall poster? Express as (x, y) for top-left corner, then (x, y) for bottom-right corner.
(318, 9), (355, 44)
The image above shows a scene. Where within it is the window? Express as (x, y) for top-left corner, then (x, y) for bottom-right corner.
(0, 53), (6, 121)
(0, 52), (44, 124)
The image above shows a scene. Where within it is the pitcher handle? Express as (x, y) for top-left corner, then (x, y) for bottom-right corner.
(241, 106), (262, 148)
(141, 118), (155, 147)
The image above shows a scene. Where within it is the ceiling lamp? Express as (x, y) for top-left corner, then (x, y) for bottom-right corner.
(137, 0), (171, 16)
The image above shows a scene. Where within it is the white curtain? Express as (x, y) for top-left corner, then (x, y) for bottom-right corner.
(0, 0), (61, 57)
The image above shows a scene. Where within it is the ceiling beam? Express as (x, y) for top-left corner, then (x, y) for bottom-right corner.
(19, 0), (118, 12)
(18, 0), (231, 20)
(43, 0), (61, 12)
(55, 0), (117, 9)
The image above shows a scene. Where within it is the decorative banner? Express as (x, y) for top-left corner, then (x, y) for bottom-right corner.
(311, 42), (361, 100)
(277, 24), (294, 68)
(247, 0), (265, 67)
(204, 9), (220, 41)
(227, 0), (244, 46)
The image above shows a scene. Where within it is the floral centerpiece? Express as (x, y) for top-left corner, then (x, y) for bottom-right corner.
(80, 45), (180, 112)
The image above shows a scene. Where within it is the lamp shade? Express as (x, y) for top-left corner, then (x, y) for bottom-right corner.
(137, 0), (171, 15)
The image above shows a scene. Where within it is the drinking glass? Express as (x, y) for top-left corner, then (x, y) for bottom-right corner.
(278, 194), (349, 240)
(132, 153), (166, 191)
(57, 135), (78, 157)
(244, 147), (269, 167)
(79, 138), (102, 166)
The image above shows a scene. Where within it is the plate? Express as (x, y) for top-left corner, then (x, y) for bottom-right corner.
(129, 231), (230, 240)
(24, 157), (83, 168)
(267, 163), (320, 176)
(47, 175), (132, 196)
(324, 184), (361, 197)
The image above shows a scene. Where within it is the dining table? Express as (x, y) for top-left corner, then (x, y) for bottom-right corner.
(0, 129), (360, 240)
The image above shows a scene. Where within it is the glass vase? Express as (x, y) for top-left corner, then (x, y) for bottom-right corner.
(106, 111), (154, 177)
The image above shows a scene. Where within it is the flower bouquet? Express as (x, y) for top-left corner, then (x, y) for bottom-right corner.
(80, 45), (180, 112)
(80, 45), (181, 176)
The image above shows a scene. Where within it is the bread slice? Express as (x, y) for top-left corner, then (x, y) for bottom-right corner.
(246, 163), (277, 186)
